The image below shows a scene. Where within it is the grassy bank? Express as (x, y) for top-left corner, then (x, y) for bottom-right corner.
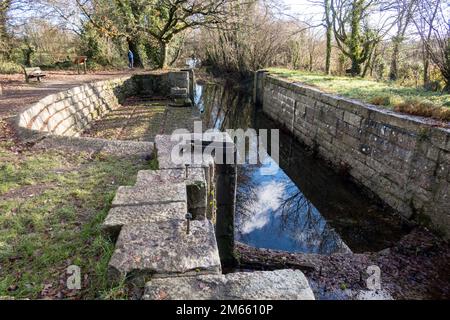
(268, 68), (450, 122)
(0, 142), (150, 299)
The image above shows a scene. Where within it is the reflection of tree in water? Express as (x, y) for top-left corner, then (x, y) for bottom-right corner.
(197, 83), (254, 131)
(277, 182), (349, 254)
(237, 165), (349, 255)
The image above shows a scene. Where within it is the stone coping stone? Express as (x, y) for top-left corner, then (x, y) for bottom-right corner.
(143, 269), (315, 300)
(135, 168), (205, 187)
(108, 220), (221, 281)
(102, 202), (188, 237)
(111, 183), (186, 207)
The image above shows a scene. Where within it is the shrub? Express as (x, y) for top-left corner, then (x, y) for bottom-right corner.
(0, 59), (22, 74)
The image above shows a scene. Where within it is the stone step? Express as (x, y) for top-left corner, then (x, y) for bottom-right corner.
(155, 135), (215, 171)
(111, 183), (186, 207)
(102, 202), (187, 238)
(136, 168), (208, 219)
(108, 220), (221, 282)
(143, 269), (315, 300)
(135, 168), (205, 187)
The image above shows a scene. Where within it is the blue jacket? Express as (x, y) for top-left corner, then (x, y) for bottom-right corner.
(128, 50), (134, 60)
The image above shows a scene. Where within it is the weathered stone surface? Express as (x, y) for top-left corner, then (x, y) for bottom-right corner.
(134, 168), (207, 219)
(102, 202), (187, 236)
(155, 134), (215, 170)
(170, 87), (188, 98)
(111, 183), (186, 206)
(108, 220), (221, 281)
(18, 76), (134, 136)
(186, 182), (207, 209)
(135, 168), (205, 186)
(17, 72), (188, 139)
(168, 71), (189, 91)
(143, 269), (315, 300)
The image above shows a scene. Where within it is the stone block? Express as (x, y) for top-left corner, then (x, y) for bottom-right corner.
(155, 135), (216, 170)
(108, 220), (221, 281)
(136, 168), (205, 186)
(102, 202), (188, 237)
(143, 269), (315, 300)
(112, 183), (186, 207)
(343, 111), (362, 127)
(170, 87), (189, 99)
(30, 116), (44, 131)
(135, 168), (207, 219)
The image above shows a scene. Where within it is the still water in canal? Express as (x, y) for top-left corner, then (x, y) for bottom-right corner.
(194, 81), (410, 255)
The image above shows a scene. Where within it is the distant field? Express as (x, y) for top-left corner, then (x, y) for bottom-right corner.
(267, 68), (450, 122)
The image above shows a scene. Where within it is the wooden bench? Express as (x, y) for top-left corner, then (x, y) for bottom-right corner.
(22, 66), (46, 83)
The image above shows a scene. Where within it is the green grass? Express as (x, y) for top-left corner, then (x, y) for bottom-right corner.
(0, 144), (150, 299)
(268, 68), (450, 121)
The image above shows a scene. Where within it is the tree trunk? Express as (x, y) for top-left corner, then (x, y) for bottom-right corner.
(362, 45), (375, 78)
(348, 0), (363, 77)
(127, 39), (144, 68)
(158, 40), (169, 69)
(23, 46), (33, 67)
(350, 57), (361, 76)
(423, 43), (429, 86)
(389, 41), (400, 81)
(325, 0), (332, 75)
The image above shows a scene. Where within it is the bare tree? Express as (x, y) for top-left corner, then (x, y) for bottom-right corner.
(388, 0), (417, 81)
(199, 1), (294, 77)
(414, 0), (449, 90)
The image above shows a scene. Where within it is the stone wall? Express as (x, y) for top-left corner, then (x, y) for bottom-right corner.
(16, 71), (194, 139)
(132, 71), (191, 97)
(18, 77), (137, 137)
(257, 72), (450, 237)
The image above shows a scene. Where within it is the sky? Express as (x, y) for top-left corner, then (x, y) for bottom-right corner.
(282, 0), (324, 22)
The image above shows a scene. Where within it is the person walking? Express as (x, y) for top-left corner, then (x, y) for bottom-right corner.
(128, 50), (134, 69)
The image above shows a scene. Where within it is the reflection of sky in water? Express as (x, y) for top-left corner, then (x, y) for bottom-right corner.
(195, 84), (224, 130)
(194, 85), (204, 112)
(236, 157), (351, 255)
